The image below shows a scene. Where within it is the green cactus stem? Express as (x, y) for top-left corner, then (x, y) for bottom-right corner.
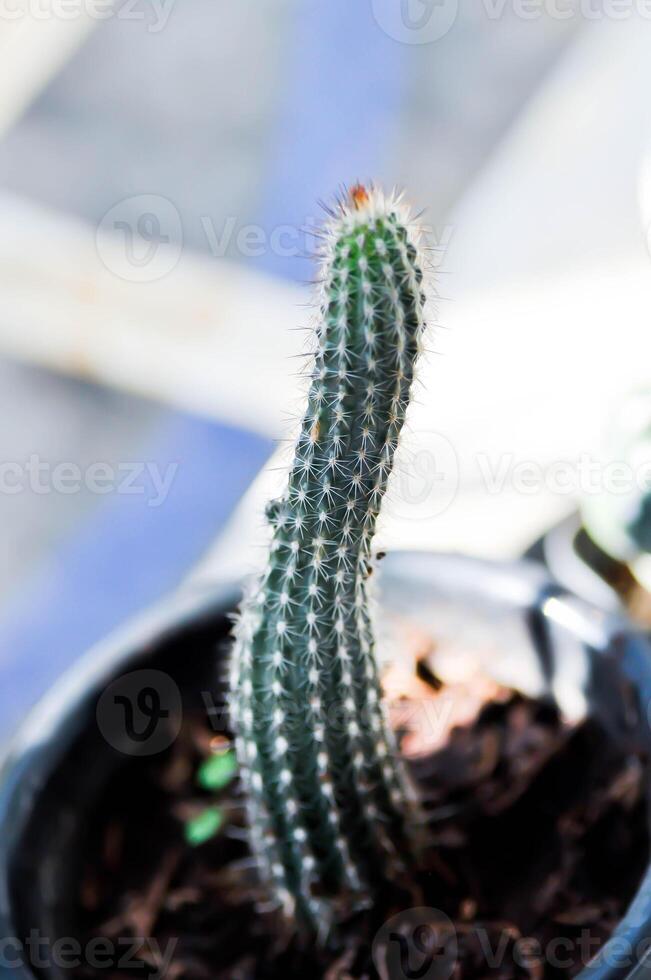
(230, 183), (430, 931)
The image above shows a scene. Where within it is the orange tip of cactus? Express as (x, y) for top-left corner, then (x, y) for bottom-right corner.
(350, 184), (370, 209)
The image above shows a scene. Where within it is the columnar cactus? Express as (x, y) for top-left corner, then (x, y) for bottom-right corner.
(230, 184), (430, 931)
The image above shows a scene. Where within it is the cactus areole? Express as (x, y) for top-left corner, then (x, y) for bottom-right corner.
(230, 185), (430, 931)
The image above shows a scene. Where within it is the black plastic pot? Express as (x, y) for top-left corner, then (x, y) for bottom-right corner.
(1, 552), (651, 980)
(530, 514), (624, 614)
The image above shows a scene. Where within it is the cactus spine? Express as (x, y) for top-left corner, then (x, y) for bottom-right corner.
(230, 184), (429, 930)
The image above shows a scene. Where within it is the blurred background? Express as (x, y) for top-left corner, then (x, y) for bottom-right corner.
(0, 0), (650, 738)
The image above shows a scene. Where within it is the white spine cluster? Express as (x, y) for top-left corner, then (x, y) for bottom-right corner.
(230, 184), (431, 931)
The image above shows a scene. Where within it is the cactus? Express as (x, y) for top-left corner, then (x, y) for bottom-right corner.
(230, 184), (429, 932)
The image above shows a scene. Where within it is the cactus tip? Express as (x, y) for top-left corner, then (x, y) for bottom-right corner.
(350, 183), (370, 209)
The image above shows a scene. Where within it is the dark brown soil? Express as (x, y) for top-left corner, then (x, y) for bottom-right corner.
(73, 667), (649, 980)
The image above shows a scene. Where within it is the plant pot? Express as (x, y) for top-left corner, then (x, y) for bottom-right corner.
(532, 514), (651, 627)
(1, 552), (651, 980)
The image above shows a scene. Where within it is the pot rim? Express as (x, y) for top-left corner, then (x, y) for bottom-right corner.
(0, 551), (650, 980)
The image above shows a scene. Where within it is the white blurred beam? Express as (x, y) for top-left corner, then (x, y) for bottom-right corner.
(198, 18), (651, 577)
(0, 3), (105, 136)
(2, 19), (651, 570)
(405, 17), (651, 553)
(0, 192), (305, 433)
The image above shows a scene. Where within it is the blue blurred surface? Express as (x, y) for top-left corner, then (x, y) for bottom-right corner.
(0, 1), (576, 734)
(255, 1), (408, 282)
(0, 2), (407, 733)
(0, 411), (270, 739)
